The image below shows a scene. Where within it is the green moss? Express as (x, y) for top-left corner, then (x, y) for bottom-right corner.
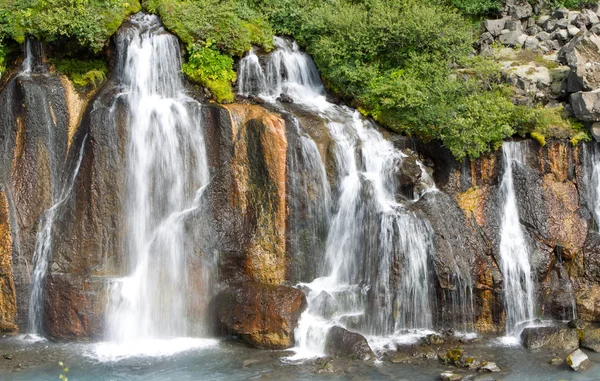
(531, 131), (546, 146)
(182, 43), (236, 103)
(54, 58), (107, 90)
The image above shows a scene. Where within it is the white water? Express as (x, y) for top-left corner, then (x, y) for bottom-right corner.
(102, 14), (212, 352)
(21, 39), (33, 75)
(28, 136), (88, 335)
(238, 39), (438, 358)
(583, 142), (600, 231)
(498, 142), (535, 338)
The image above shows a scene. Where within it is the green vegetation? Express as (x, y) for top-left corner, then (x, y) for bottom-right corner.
(0, 0), (592, 159)
(54, 58), (108, 90)
(0, 0), (141, 51)
(182, 43), (236, 103)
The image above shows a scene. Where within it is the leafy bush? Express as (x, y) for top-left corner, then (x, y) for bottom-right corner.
(182, 43), (236, 103)
(0, 0), (141, 51)
(450, 0), (502, 16)
(54, 58), (107, 89)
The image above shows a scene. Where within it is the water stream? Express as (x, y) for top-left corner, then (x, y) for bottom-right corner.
(100, 14), (213, 355)
(498, 142), (535, 338)
(238, 38), (439, 358)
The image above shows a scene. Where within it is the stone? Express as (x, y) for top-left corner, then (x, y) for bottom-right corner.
(479, 362), (501, 372)
(571, 91), (600, 122)
(558, 33), (600, 92)
(422, 333), (445, 345)
(505, 19), (523, 33)
(591, 23), (600, 35)
(554, 7), (570, 20)
(309, 290), (338, 319)
(324, 326), (374, 360)
(550, 357), (563, 365)
(507, 1), (533, 19)
(216, 283), (307, 349)
(543, 18), (557, 33)
(566, 349), (591, 371)
(242, 359), (260, 368)
(484, 19), (508, 36)
(520, 326), (579, 352)
(526, 26), (541, 36)
(593, 122), (600, 141)
(568, 26), (582, 37)
(581, 327), (600, 352)
(537, 15), (551, 26)
(276, 93), (293, 103)
(537, 31), (551, 42)
(584, 9), (600, 26)
(524, 37), (539, 50)
(567, 319), (585, 329)
(556, 18), (570, 29)
(440, 372), (463, 381)
(573, 14), (590, 29)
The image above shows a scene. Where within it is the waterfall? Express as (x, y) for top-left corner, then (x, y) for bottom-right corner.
(498, 142), (535, 338)
(28, 136), (88, 335)
(100, 14), (213, 355)
(238, 39), (437, 357)
(583, 142), (600, 231)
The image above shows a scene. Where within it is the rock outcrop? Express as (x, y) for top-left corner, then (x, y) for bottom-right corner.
(216, 282), (307, 349)
(324, 326), (374, 360)
(521, 326), (580, 352)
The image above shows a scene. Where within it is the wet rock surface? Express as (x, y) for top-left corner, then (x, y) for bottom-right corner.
(520, 326), (579, 352)
(324, 326), (374, 360)
(216, 282), (307, 349)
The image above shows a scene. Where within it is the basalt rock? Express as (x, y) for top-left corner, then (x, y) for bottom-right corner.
(324, 326), (374, 360)
(521, 326), (579, 352)
(216, 282), (307, 349)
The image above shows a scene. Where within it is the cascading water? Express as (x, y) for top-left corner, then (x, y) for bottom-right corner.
(238, 38), (438, 357)
(99, 14), (215, 357)
(498, 142), (535, 339)
(583, 142), (600, 231)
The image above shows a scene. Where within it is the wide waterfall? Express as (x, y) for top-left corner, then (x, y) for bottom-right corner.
(498, 142), (535, 338)
(99, 14), (214, 356)
(238, 38), (439, 357)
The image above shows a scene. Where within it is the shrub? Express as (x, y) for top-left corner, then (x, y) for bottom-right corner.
(54, 58), (108, 89)
(450, 0), (502, 16)
(182, 43), (236, 103)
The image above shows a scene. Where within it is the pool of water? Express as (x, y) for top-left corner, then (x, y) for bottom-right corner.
(1, 335), (599, 381)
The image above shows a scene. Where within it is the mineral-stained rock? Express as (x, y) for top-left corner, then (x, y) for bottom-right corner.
(324, 326), (374, 360)
(216, 282), (307, 349)
(521, 326), (579, 352)
(566, 348), (591, 371)
(581, 326), (600, 352)
(0, 191), (17, 334)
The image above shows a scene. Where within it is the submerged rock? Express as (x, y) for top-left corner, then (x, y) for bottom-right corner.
(520, 326), (579, 352)
(566, 349), (591, 371)
(479, 362), (501, 372)
(324, 326), (374, 361)
(216, 282), (307, 349)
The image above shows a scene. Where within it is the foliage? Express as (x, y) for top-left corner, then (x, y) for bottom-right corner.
(143, 0), (273, 56)
(182, 43), (236, 103)
(0, 0), (141, 51)
(449, 0), (501, 16)
(54, 58), (107, 89)
(0, 42), (7, 77)
(551, 0), (597, 9)
(514, 105), (590, 146)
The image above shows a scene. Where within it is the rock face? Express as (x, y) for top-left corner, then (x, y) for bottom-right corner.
(216, 283), (307, 349)
(520, 326), (579, 352)
(571, 90), (600, 122)
(324, 326), (374, 360)
(566, 348), (591, 371)
(581, 326), (600, 351)
(0, 191), (17, 334)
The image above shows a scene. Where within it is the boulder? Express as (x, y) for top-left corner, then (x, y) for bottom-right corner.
(524, 37), (539, 50)
(568, 26), (582, 37)
(484, 19), (508, 37)
(324, 326), (374, 360)
(309, 290), (338, 319)
(507, 1), (533, 19)
(566, 349), (591, 371)
(584, 9), (600, 26)
(593, 122), (600, 141)
(581, 327), (600, 352)
(558, 34), (600, 92)
(216, 282), (307, 349)
(571, 91), (600, 122)
(554, 7), (569, 20)
(520, 326), (579, 352)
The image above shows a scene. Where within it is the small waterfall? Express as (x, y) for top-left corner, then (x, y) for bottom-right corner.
(583, 142), (600, 231)
(498, 142), (535, 337)
(28, 135), (88, 335)
(238, 38), (438, 357)
(102, 14), (212, 350)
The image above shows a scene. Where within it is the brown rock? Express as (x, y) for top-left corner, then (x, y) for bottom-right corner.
(216, 282), (307, 349)
(324, 326), (374, 360)
(0, 192), (17, 334)
(521, 326), (579, 352)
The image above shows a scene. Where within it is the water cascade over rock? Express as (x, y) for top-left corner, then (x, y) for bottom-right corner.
(102, 14), (212, 346)
(498, 142), (535, 337)
(238, 38), (448, 357)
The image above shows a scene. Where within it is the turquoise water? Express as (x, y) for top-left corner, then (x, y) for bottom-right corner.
(2, 336), (600, 381)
